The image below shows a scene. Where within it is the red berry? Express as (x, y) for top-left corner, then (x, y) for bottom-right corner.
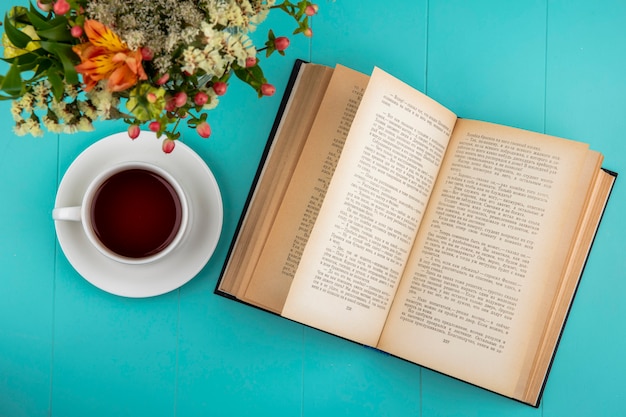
(261, 83), (276, 96)
(173, 92), (187, 107)
(37, 0), (52, 12)
(140, 47), (153, 61)
(156, 73), (170, 85)
(197, 121), (211, 138)
(194, 92), (209, 106)
(305, 4), (318, 16)
(165, 97), (176, 112)
(53, 0), (70, 15)
(148, 121), (161, 132)
(274, 36), (290, 52)
(212, 82), (227, 96)
(70, 26), (83, 38)
(162, 139), (175, 153)
(128, 125), (140, 139)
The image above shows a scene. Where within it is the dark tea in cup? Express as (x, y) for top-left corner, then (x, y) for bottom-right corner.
(91, 168), (183, 259)
(52, 161), (189, 264)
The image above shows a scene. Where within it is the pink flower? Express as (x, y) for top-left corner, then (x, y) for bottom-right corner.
(274, 36), (290, 52)
(173, 92), (187, 107)
(148, 121), (161, 132)
(305, 4), (319, 16)
(194, 92), (209, 106)
(245, 57), (257, 68)
(70, 26), (83, 38)
(212, 82), (227, 96)
(53, 0), (70, 15)
(128, 124), (140, 139)
(162, 139), (175, 153)
(197, 121), (211, 138)
(261, 83), (276, 96)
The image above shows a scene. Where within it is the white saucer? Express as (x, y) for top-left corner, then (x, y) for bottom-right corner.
(53, 131), (223, 297)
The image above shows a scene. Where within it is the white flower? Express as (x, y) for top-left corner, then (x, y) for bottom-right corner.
(86, 85), (119, 119)
(15, 116), (43, 137)
(43, 116), (64, 133)
(76, 117), (95, 132)
(10, 101), (23, 122)
(18, 93), (35, 114)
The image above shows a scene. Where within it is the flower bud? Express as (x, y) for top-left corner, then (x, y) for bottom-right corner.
(212, 82), (227, 96)
(146, 92), (157, 103)
(274, 36), (290, 52)
(245, 57), (257, 68)
(162, 139), (175, 153)
(194, 91), (209, 106)
(148, 121), (161, 132)
(173, 92), (187, 108)
(303, 27), (313, 37)
(261, 83), (276, 96)
(197, 121), (212, 138)
(305, 4), (318, 16)
(128, 124), (140, 139)
(53, 0), (70, 15)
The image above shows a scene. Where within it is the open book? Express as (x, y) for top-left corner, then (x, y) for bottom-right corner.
(215, 60), (616, 406)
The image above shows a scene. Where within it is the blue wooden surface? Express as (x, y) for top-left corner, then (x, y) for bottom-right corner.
(1, 1), (625, 416)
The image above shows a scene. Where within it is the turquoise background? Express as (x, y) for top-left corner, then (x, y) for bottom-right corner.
(1, 1), (625, 416)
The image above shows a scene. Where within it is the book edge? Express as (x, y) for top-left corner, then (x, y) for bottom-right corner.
(530, 168), (617, 407)
(214, 59), (308, 297)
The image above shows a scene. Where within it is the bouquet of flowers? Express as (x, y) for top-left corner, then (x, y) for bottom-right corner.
(0, 0), (317, 152)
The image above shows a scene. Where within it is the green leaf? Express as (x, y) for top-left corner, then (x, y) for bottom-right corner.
(5, 51), (38, 66)
(26, 4), (54, 31)
(233, 64), (268, 97)
(39, 41), (79, 85)
(31, 58), (53, 77)
(37, 22), (75, 42)
(0, 92), (21, 101)
(0, 63), (24, 97)
(234, 63), (266, 84)
(4, 13), (34, 49)
(47, 67), (64, 101)
(15, 60), (39, 73)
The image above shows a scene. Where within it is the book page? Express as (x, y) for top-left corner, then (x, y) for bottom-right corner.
(281, 68), (457, 346)
(217, 62), (334, 297)
(242, 65), (371, 312)
(378, 119), (594, 398)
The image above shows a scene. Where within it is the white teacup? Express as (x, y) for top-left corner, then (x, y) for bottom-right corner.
(52, 161), (189, 264)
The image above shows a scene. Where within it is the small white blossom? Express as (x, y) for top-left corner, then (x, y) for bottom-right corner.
(15, 116), (43, 137)
(10, 101), (23, 122)
(43, 116), (64, 133)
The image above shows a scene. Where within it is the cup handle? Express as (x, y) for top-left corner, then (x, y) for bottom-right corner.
(52, 206), (82, 221)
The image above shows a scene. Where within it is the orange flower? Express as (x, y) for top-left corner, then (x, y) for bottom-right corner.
(73, 20), (147, 92)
